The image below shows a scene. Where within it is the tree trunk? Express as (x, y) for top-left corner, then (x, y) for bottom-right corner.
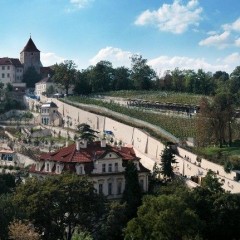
(228, 121), (232, 147)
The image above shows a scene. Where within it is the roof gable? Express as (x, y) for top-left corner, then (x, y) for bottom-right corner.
(21, 37), (40, 53)
(39, 141), (138, 164)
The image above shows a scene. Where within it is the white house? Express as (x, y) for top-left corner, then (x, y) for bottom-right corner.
(30, 140), (149, 199)
(0, 58), (24, 86)
(39, 101), (62, 126)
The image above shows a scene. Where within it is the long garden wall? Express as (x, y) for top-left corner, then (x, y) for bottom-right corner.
(26, 95), (240, 193)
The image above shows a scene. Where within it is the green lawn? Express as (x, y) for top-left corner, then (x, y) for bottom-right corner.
(197, 143), (240, 169)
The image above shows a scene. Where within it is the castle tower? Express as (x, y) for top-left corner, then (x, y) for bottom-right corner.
(20, 37), (42, 73)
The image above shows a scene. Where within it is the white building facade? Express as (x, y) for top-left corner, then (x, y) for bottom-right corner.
(30, 140), (149, 199)
(0, 58), (24, 86)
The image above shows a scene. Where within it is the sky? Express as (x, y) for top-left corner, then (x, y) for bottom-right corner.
(1, 0), (240, 75)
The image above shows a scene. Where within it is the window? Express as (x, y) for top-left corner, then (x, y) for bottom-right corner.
(7, 73), (10, 78)
(46, 163), (50, 172)
(99, 183), (103, 194)
(102, 164), (106, 173)
(2, 66), (5, 70)
(7, 66), (10, 70)
(108, 182), (112, 195)
(78, 166), (83, 174)
(2, 73), (4, 78)
(117, 181), (122, 195)
(115, 162), (118, 172)
(139, 179), (144, 191)
(108, 163), (112, 172)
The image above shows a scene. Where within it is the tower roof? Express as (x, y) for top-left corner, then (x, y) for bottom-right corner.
(21, 37), (40, 53)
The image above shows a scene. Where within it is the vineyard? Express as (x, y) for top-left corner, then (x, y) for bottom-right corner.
(68, 96), (197, 139)
(99, 90), (209, 105)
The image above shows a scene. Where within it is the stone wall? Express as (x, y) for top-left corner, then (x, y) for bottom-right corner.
(25, 95), (240, 193)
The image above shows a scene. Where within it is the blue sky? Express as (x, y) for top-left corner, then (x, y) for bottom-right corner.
(1, 0), (240, 75)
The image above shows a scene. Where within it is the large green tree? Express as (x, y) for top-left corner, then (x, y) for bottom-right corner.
(122, 161), (142, 219)
(113, 67), (132, 90)
(130, 54), (156, 90)
(160, 145), (177, 179)
(125, 194), (202, 240)
(196, 92), (235, 147)
(89, 61), (114, 92)
(74, 70), (92, 95)
(14, 174), (105, 240)
(53, 60), (77, 95)
(22, 66), (42, 88)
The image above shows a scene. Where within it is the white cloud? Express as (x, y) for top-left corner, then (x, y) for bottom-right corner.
(198, 31), (231, 49)
(70, 0), (93, 9)
(223, 18), (240, 32)
(65, 0), (93, 12)
(89, 47), (133, 67)
(41, 52), (65, 66)
(223, 52), (240, 65)
(89, 47), (238, 75)
(235, 38), (240, 47)
(200, 17), (240, 49)
(134, 0), (202, 34)
(148, 55), (229, 75)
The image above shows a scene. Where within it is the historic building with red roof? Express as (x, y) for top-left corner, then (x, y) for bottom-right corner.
(30, 139), (149, 199)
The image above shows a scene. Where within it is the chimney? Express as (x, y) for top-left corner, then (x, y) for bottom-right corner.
(76, 139), (80, 151)
(101, 139), (106, 148)
(66, 140), (69, 147)
(79, 139), (87, 149)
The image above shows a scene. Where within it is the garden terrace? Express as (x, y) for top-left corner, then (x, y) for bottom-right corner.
(66, 96), (197, 140)
(127, 99), (199, 115)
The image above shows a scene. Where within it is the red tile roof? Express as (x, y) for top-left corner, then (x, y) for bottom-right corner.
(0, 57), (23, 67)
(39, 141), (138, 163)
(21, 37), (40, 53)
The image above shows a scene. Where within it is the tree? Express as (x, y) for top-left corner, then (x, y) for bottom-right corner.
(98, 201), (128, 240)
(160, 145), (177, 179)
(0, 194), (17, 240)
(171, 68), (185, 92)
(113, 67), (132, 90)
(0, 173), (16, 195)
(72, 231), (93, 240)
(125, 194), (202, 240)
(13, 174), (105, 240)
(122, 161), (142, 219)
(8, 220), (41, 240)
(45, 85), (55, 96)
(201, 170), (224, 193)
(89, 61), (114, 92)
(76, 123), (99, 142)
(74, 70), (92, 95)
(53, 60), (77, 95)
(229, 66), (240, 94)
(22, 66), (42, 88)
(130, 54), (156, 90)
(196, 93), (235, 148)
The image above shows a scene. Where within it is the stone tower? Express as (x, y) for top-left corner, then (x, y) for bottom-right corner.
(20, 37), (42, 73)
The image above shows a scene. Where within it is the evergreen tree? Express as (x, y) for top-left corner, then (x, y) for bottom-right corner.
(160, 145), (177, 179)
(122, 161), (142, 219)
(76, 123), (99, 142)
(22, 67), (42, 88)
